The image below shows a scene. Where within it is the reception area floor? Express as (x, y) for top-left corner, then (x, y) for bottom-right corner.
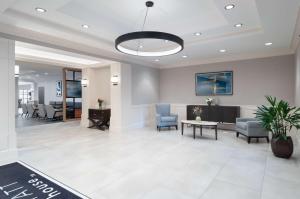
(17, 122), (300, 199)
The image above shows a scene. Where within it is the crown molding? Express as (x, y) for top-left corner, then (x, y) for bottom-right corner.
(0, 22), (155, 68)
(160, 49), (294, 69)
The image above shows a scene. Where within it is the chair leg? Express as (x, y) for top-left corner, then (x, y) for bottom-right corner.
(175, 125), (178, 130)
(236, 132), (239, 138)
(248, 137), (251, 144)
(266, 137), (269, 143)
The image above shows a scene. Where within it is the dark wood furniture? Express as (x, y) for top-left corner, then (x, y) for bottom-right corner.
(187, 105), (240, 123)
(88, 109), (111, 131)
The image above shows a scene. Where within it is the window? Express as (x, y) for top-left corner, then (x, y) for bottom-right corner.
(19, 89), (34, 104)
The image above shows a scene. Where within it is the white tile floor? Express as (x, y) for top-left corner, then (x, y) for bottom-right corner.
(17, 121), (300, 199)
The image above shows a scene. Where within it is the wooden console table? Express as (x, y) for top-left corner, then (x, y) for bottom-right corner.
(88, 109), (111, 131)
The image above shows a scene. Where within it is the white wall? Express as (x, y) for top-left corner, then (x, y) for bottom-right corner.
(81, 66), (111, 127)
(109, 63), (157, 131)
(295, 46), (300, 107)
(36, 75), (63, 104)
(89, 66), (111, 107)
(0, 38), (17, 165)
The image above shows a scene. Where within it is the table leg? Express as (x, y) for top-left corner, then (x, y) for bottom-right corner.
(200, 125), (203, 136)
(215, 126), (218, 140)
(181, 122), (184, 135)
(193, 125), (196, 139)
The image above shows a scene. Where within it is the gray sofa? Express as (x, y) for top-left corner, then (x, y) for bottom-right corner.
(236, 118), (269, 143)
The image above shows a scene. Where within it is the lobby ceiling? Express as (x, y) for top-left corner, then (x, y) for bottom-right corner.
(0, 0), (300, 68)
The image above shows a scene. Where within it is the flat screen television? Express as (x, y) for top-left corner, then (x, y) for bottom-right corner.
(66, 80), (82, 98)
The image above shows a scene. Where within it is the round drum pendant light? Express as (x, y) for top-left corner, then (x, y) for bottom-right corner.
(115, 1), (184, 57)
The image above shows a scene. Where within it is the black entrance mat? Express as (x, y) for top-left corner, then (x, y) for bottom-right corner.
(0, 162), (87, 199)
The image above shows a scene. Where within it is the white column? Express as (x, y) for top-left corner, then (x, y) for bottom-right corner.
(0, 37), (17, 165)
(81, 67), (91, 127)
(110, 63), (123, 132)
(15, 76), (19, 116)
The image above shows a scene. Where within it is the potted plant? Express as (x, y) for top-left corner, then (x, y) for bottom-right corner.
(193, 106), (202, 121)
(255, 96), (300, 159)
(206, 97), (213, 106)
(97, 99), (104, 109)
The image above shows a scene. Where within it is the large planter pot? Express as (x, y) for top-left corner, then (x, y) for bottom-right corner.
(271, 136), (293, 159)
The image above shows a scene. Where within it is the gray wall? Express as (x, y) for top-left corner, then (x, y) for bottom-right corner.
(160, 55), (295, 106)
(295, 46), (300, 106)
(131, 65), (160, 105)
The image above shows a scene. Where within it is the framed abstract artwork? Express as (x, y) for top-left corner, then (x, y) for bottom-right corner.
(56, 81), (62, 97)
(195, 71), (233, 96)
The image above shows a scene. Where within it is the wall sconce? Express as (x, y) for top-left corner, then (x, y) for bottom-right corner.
(111, 75), (120, 86)
(81, 79), (88, 87)
(15, 65), (20, 78)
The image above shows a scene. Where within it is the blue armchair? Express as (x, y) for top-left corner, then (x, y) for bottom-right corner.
(156, 104), (178, 131)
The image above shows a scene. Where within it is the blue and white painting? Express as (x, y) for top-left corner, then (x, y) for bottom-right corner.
(195, 71), (233, 96)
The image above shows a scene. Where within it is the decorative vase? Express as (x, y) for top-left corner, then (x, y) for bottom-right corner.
(207, 101), (212, 106)
(271, 136), (293, 159)
(195, 116), (201, 121)
(98, 103), (102, 109)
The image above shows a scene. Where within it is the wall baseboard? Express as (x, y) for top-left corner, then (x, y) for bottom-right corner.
(0, 148), (18, 166)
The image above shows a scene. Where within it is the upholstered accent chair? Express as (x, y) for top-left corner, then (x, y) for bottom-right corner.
(45, 105), (63, 120)
(37, 104), (47, 119)
(236, 118), (269, 143)
(156, 104), (178, 131)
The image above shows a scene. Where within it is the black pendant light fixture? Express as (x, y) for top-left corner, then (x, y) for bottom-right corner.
(115, 1), (184, 57)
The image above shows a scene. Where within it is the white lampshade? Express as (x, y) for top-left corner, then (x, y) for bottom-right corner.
(81, 79), (88, 87)
(15, 65), (20, 77)
(111, 75), (120, 85)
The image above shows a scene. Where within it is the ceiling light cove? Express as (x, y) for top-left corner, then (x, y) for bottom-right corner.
(234, 23), (243, 28)
(219, 49), (226, 53)
(115, 1), (184, 57)
(265, 42), (273, 46)
(35, 7), (47, 13)
(225, 4), (235, 10)
(15, 46), (100, 65)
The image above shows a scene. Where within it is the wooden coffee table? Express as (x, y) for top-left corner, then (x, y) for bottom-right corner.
(181, 120), (218, 140)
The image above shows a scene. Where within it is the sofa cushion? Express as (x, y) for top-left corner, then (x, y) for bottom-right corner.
(161, 116), (176, 122)
(236, 122), (247, 130)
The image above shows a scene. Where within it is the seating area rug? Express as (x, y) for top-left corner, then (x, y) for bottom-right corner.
(0, 162), (88, 199)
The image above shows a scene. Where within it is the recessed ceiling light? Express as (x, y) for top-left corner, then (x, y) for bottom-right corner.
(44, 72), (48, 75)
(182, 55), (188, 58)
(194, 32), (201, 36)
(164, 40), (169, 43)
(82, 24), (89, 29)
(219, 49), (226, 53)
(139, 45), (143, 49)
(234, 23), (243, 28)
(154, 59), (160, 62)
(225, 4), (235, 10)
(265, 42), (273, 46)
(35, 7), (47, 13)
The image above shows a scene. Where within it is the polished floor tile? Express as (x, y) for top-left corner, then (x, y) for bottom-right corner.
(16, 121), (300, 199)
